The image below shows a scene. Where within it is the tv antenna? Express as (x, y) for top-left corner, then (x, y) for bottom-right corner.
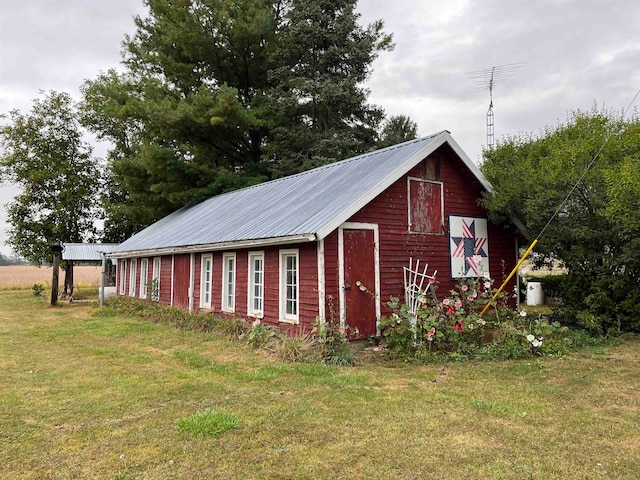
(466, 62), (525, 150)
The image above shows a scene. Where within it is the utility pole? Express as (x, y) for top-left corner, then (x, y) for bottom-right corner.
(50, 242), (63, 306)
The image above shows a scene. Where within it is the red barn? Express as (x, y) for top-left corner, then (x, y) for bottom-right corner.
(111, 132), (518, 338)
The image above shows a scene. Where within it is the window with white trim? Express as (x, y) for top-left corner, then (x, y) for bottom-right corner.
(139, 258), (149, 299)
(247, 251), (264, 317)
(279, 249), (299, 323)
(222, 253), (236, 312)
(119, 259), (127, 295)
(151, 257), (161, 302)
(200, 254), (213, 309)
(128, 259), (137, 297)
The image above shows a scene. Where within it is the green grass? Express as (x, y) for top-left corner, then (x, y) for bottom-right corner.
(177, 408), (242, 436)
(1, 289), (639, 479)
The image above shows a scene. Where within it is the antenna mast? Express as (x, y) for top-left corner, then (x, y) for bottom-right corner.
(466, 62), (525, 150)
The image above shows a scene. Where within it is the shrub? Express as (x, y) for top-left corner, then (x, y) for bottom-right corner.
(378, 273), (578, 361)
(243, 319), (277, 349)
(312, 315), (357, 366)
(32, 283), (45, 297)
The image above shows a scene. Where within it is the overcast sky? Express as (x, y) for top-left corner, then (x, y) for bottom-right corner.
(1, 0), (639, 256)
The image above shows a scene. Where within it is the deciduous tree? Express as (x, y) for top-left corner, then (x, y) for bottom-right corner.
(0, 91), (101, 272)
(480, 107), (640, 333)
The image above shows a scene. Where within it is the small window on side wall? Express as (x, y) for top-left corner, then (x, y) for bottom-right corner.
(200, 254), (213, 309)
(279, 249), (299, 324)
(248, 251), (264, 318)
(408, 177), (444, 234)
(222, 253), (236, 313)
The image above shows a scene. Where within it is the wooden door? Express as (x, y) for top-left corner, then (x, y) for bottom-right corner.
(172, 254), (191, 309)
(343, 229), (377, 338)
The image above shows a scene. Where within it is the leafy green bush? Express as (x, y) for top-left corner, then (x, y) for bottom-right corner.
(243, 319), (277, 349)
(32, 283), (45, 297)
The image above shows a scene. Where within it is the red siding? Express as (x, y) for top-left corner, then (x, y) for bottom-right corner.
(115, 144), (516, 336)
(343, 145), (517, 317)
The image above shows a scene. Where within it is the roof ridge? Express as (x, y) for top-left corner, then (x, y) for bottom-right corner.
(209, 132), (445, 201)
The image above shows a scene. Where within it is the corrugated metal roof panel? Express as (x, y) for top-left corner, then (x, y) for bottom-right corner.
(113, 132), (489, 255)
(62, 243), (120, 261)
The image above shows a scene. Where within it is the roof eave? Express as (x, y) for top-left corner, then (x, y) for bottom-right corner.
(109, 234), (317, 259)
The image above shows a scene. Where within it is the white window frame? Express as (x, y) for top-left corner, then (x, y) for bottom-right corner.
(139, 258), (148, 299)
(279, 249), (299, 324)
(200, 254), (213, 309)
(128, 259), (137, 297)
(222, 253), (236, 313)
(119, 259), (127, 295)
(151, 257), (161, 302)
(247, 251), (265, 318)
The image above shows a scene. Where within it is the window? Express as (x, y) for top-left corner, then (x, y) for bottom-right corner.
(279, 249), (299, 323)
(200, 254), (213, 309)
(139, 258), (149, 299)
(222, 253), (236, 312)
(247, 252), (264, 317)
(408, 177), (444, 234)
(119, 259), (126, 295)
(151, 257), (161, 302)
(128, 260), (137, 297)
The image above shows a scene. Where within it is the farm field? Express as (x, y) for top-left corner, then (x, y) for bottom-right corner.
(1, 289), (639, 479)
(0, 265), (102, 290)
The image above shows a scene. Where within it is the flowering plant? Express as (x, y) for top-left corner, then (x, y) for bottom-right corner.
(312, 296), (358, 365)
(379, 271), (548, 359)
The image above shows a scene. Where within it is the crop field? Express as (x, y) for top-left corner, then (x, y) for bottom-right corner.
(0, 265), (102, 290)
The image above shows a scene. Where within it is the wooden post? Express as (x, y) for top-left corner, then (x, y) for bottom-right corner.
(50, 243), (64, 306)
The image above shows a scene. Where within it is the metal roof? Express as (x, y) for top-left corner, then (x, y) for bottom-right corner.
(113, 131), (492, 257)
(62, 243), (120, 261)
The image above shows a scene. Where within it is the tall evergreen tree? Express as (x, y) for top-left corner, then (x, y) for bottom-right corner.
(81, 0), (395, 239)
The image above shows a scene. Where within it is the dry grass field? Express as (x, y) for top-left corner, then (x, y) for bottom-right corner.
(0, 265), (102, 290)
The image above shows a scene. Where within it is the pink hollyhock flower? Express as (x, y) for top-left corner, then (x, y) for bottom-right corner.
(454, 300), (462, 309)
(484, 281), (491, 289)
(429, 277), (436, 284)
(461, 285), (469, 292)
(447, 307), (455, 314)
(442, 298), (450, 306)
(426, 327), (435, 341)
(339, 326), (346, 334)
(468, 294), (476, 301)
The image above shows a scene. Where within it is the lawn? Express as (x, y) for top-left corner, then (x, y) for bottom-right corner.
(1, 290), (639, 479)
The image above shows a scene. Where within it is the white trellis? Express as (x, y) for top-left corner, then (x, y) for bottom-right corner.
(403, 257), (437, 318)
